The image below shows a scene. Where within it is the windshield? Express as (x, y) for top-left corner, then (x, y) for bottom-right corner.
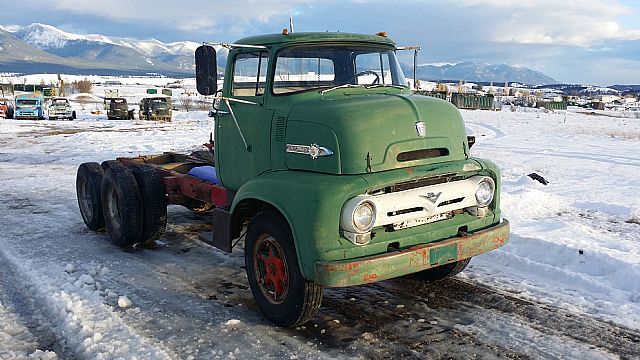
(110, 99), (127, 109)
(150, 99), (168, 109)
(52, 99), (68, 105)
(17, 100), (38, 105)
(273, 45), (407, 95)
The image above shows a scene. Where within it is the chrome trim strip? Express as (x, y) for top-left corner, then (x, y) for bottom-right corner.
(286, 143), (334, 159)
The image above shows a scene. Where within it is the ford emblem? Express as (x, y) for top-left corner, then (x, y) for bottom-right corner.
(415, 121), (426, 137)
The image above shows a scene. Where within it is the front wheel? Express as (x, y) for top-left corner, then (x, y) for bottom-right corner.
(245, 211), (323, 327)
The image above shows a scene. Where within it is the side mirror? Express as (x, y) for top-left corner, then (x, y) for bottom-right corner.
(195, 45), (218, 95)
(467, 136), (476, 149)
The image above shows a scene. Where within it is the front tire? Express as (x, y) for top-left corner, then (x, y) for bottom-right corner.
(76, 162), (105, 230)
(411, 258), (471, 283)
(100, 163), (144, 247)
(245, 211), (323, 327)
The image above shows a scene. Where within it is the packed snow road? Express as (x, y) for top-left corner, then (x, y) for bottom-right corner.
(0, 109), (639, 359)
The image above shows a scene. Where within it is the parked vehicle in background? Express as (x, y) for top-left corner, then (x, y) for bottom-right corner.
(107, 98), (134, 120)
(138, 96), (172, 121)
(15, 93), (45, 120)
(48, 97), (76, 120)
(0, 98), (14, 119)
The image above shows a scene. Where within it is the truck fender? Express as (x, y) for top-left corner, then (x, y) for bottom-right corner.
(229, 182), (307, 278)
(228, 172), (369, 280)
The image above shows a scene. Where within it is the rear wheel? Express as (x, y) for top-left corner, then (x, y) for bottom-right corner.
(127, 163), (167, 242)
(101, 163), (144, 247)
(411, 258), (471, 283)
(245, 211), (323, 327)
(76, 162), (105, 230)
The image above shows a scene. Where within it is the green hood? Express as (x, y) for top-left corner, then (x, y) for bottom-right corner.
(284, 92), (469, 175)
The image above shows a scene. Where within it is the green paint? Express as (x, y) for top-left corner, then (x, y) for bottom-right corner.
(206, 32), (509, 283)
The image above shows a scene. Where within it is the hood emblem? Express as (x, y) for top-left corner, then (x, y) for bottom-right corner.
(415, 121), (426, 137)
(420, 191), (442, 204)
(286, 143), (334, 159)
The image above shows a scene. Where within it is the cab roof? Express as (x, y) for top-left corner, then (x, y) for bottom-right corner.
(235, 32), (396, 47)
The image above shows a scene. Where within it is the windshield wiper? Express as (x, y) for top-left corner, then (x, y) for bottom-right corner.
(320, 84), (365, 95)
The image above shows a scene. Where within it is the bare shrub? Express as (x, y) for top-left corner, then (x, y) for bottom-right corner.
(180, 94), (193, 112)
(74, 79), (92, 94)
(197, 96), (210, 111)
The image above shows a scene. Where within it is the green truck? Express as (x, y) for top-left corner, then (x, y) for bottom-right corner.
(138, 96), (172, 121)
(106, 98), (134, 120)
(76, 31), (509, 327)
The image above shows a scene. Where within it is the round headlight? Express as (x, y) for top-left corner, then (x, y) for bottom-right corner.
(475, 178), (495, 207)
(353, 201), (375, 232)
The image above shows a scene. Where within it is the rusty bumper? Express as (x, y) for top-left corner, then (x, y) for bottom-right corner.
(315, 219), (510, 287)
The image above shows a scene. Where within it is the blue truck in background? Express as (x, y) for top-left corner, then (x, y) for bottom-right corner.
(15, 93), (45, 120)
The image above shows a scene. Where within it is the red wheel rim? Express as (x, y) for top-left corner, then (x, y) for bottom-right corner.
(253, 234), (289, 304)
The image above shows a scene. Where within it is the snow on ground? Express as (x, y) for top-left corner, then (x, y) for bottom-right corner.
(463, 108), (640, 329)
(0, 106), (639, 358)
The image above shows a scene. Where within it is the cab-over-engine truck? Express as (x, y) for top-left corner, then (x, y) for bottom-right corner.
(75, 31), (509, 327)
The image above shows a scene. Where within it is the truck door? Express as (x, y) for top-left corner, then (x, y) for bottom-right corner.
(215, 50), (273, 191)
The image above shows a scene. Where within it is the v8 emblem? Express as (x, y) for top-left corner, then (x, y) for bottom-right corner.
(420, 192), (442, 204)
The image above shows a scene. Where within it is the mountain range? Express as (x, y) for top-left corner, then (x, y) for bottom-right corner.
(1, 23), (557, 84)
(405, 62), (557, 85)
(0, 23), (206, 76)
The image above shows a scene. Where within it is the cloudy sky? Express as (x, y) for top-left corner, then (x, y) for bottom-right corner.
(2, 0), (640, 85)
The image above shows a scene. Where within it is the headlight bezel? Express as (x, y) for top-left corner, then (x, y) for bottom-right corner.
(352, 200), (376, 233)
(475, 177), (495, 207)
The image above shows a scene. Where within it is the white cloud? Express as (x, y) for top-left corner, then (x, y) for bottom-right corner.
(23, 0), (307, 35)
(456, 0), (640, 46)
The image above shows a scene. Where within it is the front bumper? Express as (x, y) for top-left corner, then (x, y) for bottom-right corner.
(49, 112), (72, 118)
(315, 219), (509, 287)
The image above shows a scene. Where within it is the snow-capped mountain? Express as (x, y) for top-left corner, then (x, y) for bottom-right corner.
(14, 23), (200, 57)
(1, 23), (208, 75)
(405, 61), (557, 85)
(2, 23), (556, 84)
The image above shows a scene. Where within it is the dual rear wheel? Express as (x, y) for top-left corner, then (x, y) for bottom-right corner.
(76, 161), (167, 246)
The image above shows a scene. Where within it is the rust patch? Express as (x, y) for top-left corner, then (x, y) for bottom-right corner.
(362, 273), (379, 283)
(316, 220), (510, 287)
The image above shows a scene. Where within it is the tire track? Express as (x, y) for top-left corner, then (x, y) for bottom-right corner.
(380, 278), (639, 358)
(288, 275), (639, 359)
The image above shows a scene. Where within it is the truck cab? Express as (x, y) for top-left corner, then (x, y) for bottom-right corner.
(107, 98), (133, 120)
(194, 32), (509, 326)
(15, 94), (45, 120)
(138, 96), (172, 121)
(48, 97), (75, 120)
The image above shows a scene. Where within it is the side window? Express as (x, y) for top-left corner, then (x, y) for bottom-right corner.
(354, 52), (392, 85)
(233, 51), (268, 96)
